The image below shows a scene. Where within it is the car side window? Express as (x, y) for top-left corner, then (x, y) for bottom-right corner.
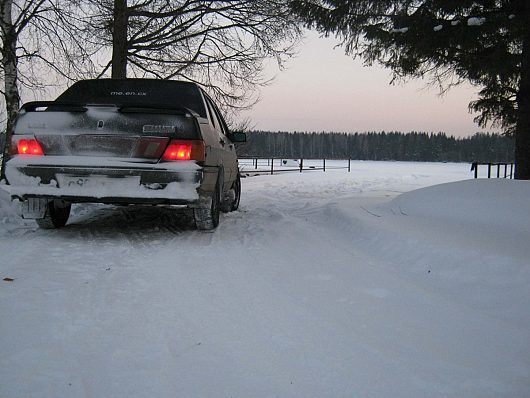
(204, 96), (221, 131)
(211, 102), (229, 137)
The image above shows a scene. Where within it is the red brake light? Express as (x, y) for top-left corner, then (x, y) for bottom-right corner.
(17, 139), (44, 156)
(163, 142), (192, 160)
(161, 140), (205, 161)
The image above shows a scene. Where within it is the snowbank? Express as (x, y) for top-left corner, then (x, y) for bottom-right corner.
(390, 179), (530, 234)
(0, 181), (22, 226)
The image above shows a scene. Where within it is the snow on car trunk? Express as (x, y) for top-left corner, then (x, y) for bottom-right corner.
(14, 105), (199, 160)
(1, 161), (529, 398)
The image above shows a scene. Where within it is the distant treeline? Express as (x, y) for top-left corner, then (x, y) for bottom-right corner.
(236, 131), (514, 163)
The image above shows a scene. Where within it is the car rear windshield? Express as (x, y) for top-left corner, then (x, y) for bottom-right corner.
(56, 79), (207, 118)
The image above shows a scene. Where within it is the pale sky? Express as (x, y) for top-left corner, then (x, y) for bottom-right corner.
(243, 31), (489, 138)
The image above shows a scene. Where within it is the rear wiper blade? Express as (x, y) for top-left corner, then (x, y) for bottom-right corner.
(118, 105), (197, 117)
(21, 101), (88, 112)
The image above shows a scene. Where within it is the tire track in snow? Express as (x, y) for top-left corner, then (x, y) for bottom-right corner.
(66, 205), (196, 252)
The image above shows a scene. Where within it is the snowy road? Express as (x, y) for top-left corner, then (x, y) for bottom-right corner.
(1, 161), (529, 398)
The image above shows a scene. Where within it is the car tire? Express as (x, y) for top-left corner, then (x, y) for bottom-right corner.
(194, 178), (221, 230)
(230, 172), (241, 211)
(220, 172), (241, 213)
(36, 199), (71, 229)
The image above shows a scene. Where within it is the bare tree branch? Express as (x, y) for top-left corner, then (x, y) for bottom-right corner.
(79, 0), (301, 111)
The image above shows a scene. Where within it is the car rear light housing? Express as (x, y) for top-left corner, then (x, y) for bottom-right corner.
(161, 140), (205, 161)
(16, 138), (44, 156)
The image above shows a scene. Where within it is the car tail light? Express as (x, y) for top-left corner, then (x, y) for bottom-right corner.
(17, 139), (44, 156)
(161, 140), (205, 161)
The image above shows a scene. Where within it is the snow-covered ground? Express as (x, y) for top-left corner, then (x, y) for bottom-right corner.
(1, 161), (529, 398)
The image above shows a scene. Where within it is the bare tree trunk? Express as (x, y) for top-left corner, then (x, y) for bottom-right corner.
(515, 3), (530, 180)
(111, 0), (128, 79)
(1, 0), (20, 179)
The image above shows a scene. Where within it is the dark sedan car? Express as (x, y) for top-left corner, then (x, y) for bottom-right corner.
(2, 79), (246, 230)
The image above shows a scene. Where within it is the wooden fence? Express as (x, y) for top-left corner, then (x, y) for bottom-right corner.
(239, 158), (354, 175)
(470, 162), (514, 179)
(240, 158), (516, 179)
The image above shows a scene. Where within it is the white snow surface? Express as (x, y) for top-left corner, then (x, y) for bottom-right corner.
(1, 160), (529, 398)
(467, 17), (486, 26)
(391, 27), (409, 33)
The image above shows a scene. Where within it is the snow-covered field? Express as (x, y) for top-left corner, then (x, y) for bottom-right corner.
(1, 161), (529, 398)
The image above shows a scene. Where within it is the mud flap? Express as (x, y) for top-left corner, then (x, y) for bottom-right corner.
(20, 197), (49, 219)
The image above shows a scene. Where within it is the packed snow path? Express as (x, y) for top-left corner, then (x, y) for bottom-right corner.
(1, 161), (529, 398)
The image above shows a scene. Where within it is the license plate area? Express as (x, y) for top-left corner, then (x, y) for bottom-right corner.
(56, 174), (141, 190)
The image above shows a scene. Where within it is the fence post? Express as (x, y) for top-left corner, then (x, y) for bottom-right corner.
(504, 164), (508, 178)
(472, 162), (478, 178)
(348, 158), (351, 172)
(488, 163), (491, 178)
(255, 158), (258, 169)
(323, 158), (326, 172)
(271, 158), (274, 175)
(300, 159), (303, 173)
(497, 164), (500, 178)
(510, 163), (514, 179)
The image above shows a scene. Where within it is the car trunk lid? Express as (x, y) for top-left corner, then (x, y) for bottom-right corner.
(13, 104), (201, 162)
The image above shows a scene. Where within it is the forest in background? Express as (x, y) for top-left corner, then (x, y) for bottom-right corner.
(236, 131), (514, 163)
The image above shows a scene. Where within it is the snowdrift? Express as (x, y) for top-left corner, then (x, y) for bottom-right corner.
(390, 179), (530, 234)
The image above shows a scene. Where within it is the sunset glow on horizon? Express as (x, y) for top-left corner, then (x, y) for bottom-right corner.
(244, 31), (492, 138)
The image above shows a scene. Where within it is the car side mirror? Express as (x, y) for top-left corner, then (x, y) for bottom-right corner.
(228, 131), (247, 143)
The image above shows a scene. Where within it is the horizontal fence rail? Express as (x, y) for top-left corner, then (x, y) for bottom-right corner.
(470, 162), (514, 179)
(239, 158), (354, 175)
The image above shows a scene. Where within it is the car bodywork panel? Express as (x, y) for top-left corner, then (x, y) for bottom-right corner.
(2, 79), (241, 222)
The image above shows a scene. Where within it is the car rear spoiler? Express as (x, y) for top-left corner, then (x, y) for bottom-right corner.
(20, 101), (199, 117)
(21, 101), (88, 112)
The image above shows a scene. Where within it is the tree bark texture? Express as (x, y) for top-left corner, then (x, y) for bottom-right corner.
(111, 0), (128, 79)
(515, 2), (530, 179)
(1, 0), (20, 179)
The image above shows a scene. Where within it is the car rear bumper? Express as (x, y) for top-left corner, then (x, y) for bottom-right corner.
(2, 156), (218, 206)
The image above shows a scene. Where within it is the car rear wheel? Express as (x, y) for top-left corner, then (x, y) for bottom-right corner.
(36, 199), (71, 229)
(194, 178), (221, 230)
(230, 173), (241, 211)
(221, 172), (241, 213)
